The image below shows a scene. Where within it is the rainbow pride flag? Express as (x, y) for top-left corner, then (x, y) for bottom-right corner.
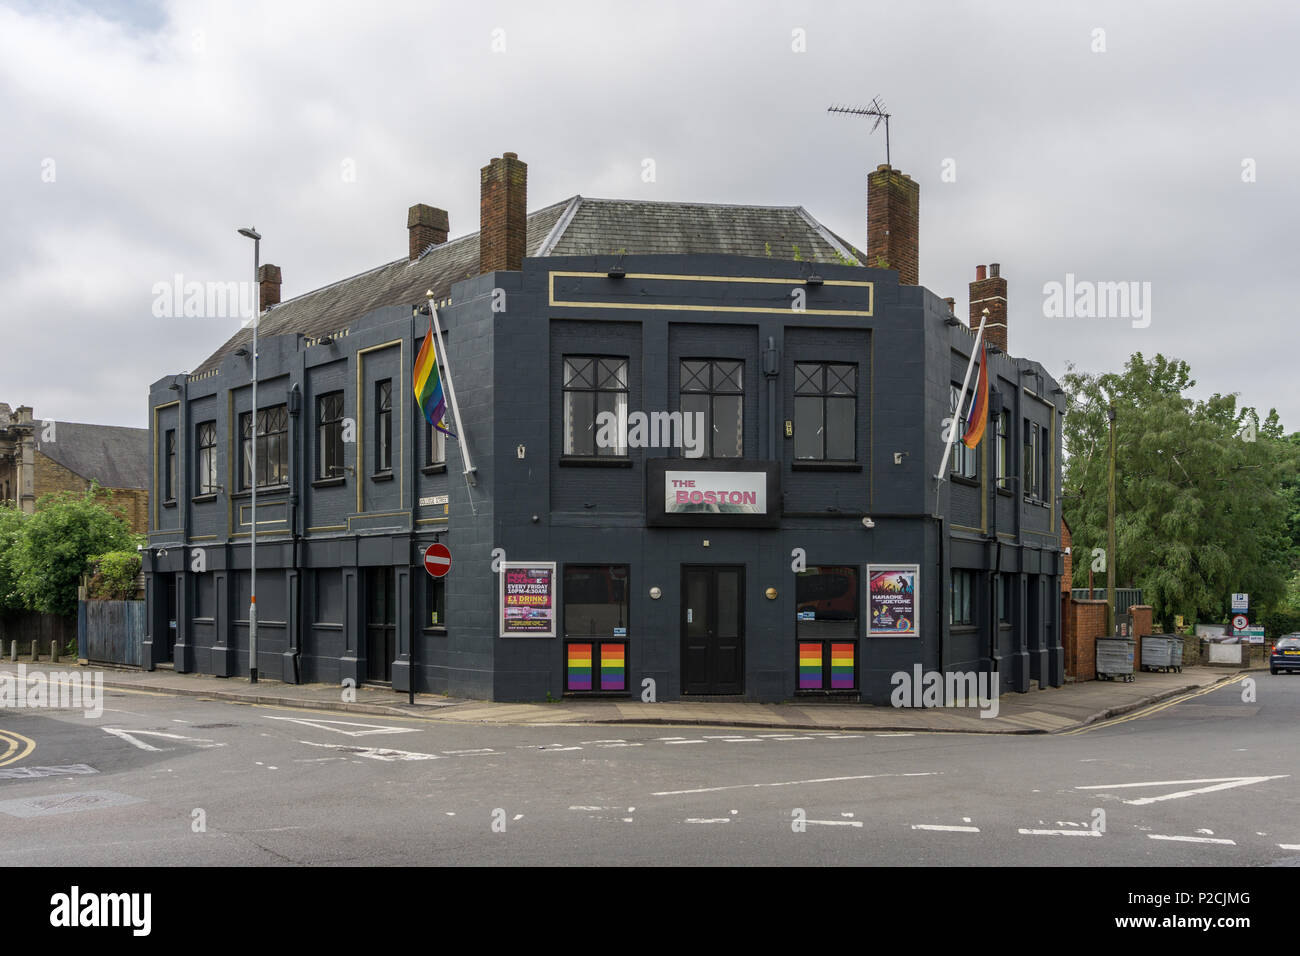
(414, 320), (455, 437)
(961, 341), (989, 449)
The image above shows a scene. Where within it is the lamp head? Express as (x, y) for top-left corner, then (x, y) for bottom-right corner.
(238, 227), (261, 241)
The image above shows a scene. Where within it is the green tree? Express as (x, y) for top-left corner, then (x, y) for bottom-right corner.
(1062, 353), (1298, 630)
(0, 506), (26, 613)
(9, 487), (139, 617)
(87, 550), (143, 600)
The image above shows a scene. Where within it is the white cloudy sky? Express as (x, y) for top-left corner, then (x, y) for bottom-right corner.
(3, 0), (1297, 430)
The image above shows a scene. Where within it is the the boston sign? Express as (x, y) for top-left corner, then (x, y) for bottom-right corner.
(646, 459), (780, 528)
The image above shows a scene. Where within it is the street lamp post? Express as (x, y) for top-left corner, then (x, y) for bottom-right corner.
(238, 226), (261, 684)
(1107, 405), (1117, 636)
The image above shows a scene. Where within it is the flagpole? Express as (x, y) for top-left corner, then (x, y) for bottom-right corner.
(426, 291), (476, 486)
(935, 308), (988, 487)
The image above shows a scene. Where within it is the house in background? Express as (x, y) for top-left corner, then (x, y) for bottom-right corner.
(0, 403), (150, 533)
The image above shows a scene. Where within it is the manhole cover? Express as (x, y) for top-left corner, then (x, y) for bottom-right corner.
(0, 790), (143, 818)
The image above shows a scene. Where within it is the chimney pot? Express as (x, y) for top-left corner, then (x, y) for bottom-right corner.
(989, 262), (1000, 278)
(408, 204), (450, 260)
(975, 264), (987, 281)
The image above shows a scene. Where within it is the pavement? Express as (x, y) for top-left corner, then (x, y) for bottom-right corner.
(1, 655), (1254, 733)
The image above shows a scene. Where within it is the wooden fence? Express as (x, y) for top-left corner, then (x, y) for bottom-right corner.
(0, 611), (77, 655)
(78, 599), (146, 667)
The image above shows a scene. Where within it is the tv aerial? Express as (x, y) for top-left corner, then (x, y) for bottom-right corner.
(828, 97), (893, 167)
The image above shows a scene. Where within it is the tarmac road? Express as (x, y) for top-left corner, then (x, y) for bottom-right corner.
(0, 670), (1296, 866)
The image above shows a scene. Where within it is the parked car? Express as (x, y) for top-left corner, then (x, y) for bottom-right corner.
(1270, 635), (1300, 675)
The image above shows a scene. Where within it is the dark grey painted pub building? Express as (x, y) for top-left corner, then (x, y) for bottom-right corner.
(144, 154), (1065, 705)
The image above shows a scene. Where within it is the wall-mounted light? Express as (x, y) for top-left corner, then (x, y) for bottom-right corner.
(318, 335), (334, 346)
(861, 516), (875, 529)
(234, 347), (249, 357)
(607, 255), (626, 279)
(765, 587), (778, 600)
(168, 382), (181, 391)
(649, 587), (662, 600)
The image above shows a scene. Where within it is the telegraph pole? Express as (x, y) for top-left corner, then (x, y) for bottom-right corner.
(1107, 405), (1117, 634)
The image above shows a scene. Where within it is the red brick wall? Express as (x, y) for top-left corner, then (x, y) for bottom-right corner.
(866, 165), (919, 285)
(1130, 605), (1153, 670)
(1065, 598), (1109, 681)
(1061, 521), (1073, 593)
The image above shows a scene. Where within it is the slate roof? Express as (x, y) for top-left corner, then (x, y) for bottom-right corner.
(39, 421), (150, 492)
(193, 196), (867, 374)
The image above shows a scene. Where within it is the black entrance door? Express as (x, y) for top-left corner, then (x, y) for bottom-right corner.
(365, 568), (396, 683)
(681, 566), (744, 694)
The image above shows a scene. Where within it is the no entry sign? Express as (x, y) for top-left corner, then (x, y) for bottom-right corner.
(424, 543), (452, 578)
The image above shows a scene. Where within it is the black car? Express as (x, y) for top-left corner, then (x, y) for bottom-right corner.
(1270, 635), (1300, 675)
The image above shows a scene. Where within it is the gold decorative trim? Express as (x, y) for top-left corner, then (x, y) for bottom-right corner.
(355, 339), (405, 514)
(548, 271), (874, 316)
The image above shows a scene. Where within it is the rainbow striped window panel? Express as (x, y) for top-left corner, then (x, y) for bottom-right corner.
(798, 643), (824, 690)
(599, 643), (626, 691)
(567, 643), (593, 691)
(830, 643), (855, 689)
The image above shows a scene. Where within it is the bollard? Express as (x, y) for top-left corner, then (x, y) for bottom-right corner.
(51, 639), (59, 663)
(31, 639), (38, 662)
(9, 640), (15, 662)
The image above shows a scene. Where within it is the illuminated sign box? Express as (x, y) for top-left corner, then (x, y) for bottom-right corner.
(646, 459), (780, 528)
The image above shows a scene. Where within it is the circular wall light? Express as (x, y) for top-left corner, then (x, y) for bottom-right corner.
(765, 587), (778, 600)
(649, 587), (662, 600)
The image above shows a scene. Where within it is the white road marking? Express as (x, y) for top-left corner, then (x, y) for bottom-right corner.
(264, 716), (418, 737)
(581, 739), (626, 744)
(875, 733), (914, 737)
(441, 749), (495, 755)
(101, 727), (225, 751)
(1076, 775), (1289, 806)
(1279, 844), (1300, 850)
(1148, 834), (1236, 845)
(663, 740), (706, 745)
(1018, 828), (1101, 837)
(808, 819), (863, 827)
(685, 818), (731, 824)
(597, 742), (643, 748)
(653, 771), (939, 797)
(912, 824), (980, 833)
(0, 764), (98, 780)
(1195, 828), (1214, 835)
(298, 740), (441, 762)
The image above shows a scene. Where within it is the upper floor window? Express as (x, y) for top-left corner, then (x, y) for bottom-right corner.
(164, 429), (177, 501)
(375, 380), (392, 473)
(794, 362), (856, 461)
(240, 404), (288, 490)
(681, 359), (743, 458)
(196, 421), (217, 494)
(317, 391), (345, 479)
(1024, 419), (1043, 501)
(425, 419), (446, 467)
(995, 409), (1011, 489)
(949, 385), (978, 479)
(563, 356), (628, 457)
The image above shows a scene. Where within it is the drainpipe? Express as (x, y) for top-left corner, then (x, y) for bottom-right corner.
(288, 382), (302, 683)
(763, 337), (779, 460)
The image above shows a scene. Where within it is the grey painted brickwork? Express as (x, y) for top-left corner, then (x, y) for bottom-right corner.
(144, 253), (1065, 704)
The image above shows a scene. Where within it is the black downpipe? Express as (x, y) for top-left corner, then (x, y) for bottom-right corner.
(288, 383), (302, 684)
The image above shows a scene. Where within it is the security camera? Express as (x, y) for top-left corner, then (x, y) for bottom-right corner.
(862, 516), (875, 529)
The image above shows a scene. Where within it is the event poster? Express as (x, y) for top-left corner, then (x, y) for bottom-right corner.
(867, 565), (919, 637)
(500, 562), (557, 637)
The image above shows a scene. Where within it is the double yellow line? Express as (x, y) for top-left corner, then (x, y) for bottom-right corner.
(0, 728), (36, 767)
(1062, 675), (1246, 735)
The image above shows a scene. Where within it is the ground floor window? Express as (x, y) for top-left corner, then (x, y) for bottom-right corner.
(797, 641), (857, 691)
(563, 565), (629, 637)
(795, 566), (859, 691)
(951, 569), (975, 625)
(565, 641), (628, 693)
(425, 575), (446, 627)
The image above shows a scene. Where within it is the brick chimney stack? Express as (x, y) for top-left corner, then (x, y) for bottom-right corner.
(257, 263), (281, 312)
(866, 164), (919, 285)
(408, 204), (450, 260)
(969, 262), (1008, 352)
(480, 152), (528, 274)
